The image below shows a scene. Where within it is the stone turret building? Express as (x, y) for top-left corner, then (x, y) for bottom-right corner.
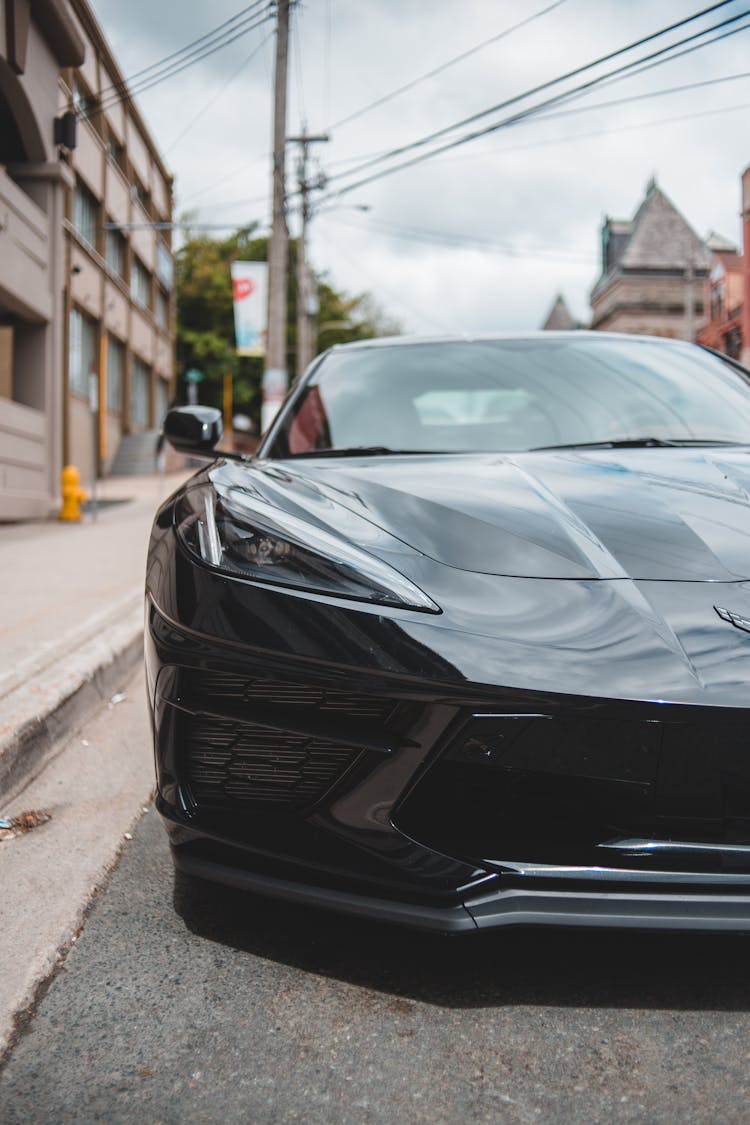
(590, 178), (710, 341)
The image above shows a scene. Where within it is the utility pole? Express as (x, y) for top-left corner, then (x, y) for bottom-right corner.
(263, 0), (290, 434)
(288, 130), (329, 376)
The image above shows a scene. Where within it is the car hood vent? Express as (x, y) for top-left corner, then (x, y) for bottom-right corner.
(241, 449), (750, 582)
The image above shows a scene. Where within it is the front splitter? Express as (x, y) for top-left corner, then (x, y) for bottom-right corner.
(173, 849), (750, 934)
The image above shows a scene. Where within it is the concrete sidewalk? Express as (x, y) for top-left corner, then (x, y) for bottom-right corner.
(0, 470), (194, 1057)
(0, 471), (191, 800)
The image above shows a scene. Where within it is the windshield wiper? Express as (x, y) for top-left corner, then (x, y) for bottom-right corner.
(285, 446), (449, 458)
(531, 437), (746, 451)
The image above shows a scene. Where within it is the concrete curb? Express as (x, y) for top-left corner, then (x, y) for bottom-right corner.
(0, 665), (154, 1060)
(0, 599), (144, 803)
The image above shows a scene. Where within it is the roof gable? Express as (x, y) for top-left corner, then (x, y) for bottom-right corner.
(619, 182), (709, 270)
(542, 294), (576, 330)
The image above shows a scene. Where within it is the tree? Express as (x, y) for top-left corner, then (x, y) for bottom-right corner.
(176, 225), (401, 431)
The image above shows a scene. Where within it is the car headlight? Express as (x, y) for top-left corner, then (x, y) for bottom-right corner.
(175, 483), (439, 613)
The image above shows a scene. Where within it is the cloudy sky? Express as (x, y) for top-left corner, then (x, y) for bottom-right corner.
(89, 0), (750, 333)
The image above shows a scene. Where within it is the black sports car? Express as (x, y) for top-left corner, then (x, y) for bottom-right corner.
(147, 332), (750, 932)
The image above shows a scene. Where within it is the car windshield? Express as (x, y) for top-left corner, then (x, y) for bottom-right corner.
(266, 337), (750, 457)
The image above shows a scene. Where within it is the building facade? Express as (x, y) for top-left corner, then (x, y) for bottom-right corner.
(742, 165), (750, 369)
(0, 0), (174, 520)
(1, 0), (83, 519)
(696, 167), (750, 368)
(63, 0), (174, 485)
(590, 178), (710, 342)
(696, 232), (743, 360)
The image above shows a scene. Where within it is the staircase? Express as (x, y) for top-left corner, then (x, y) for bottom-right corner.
(108, 430), (160, 476)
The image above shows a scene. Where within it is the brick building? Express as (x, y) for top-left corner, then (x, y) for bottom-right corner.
(696, 167), (750, 368)
(741, 164), (750, 369)
(590, 178), (710, 341)
(696, 232), (743, 360)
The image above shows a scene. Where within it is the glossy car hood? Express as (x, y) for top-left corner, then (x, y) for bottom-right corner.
(247, 448), (750, 581)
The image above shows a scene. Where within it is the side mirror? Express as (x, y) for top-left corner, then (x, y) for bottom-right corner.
(163, 406), (223, 455)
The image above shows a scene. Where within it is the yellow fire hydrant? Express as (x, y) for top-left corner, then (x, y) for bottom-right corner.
(59, 465), (88, 522)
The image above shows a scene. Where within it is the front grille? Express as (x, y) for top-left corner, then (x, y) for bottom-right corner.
(185, 715), (363, 810)
(395, 712), (750, 874)
(186, 668), (394, 722)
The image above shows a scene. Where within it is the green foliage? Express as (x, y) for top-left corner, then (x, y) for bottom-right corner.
(176, 224), (401, 431)
(176, 225), (266, 421)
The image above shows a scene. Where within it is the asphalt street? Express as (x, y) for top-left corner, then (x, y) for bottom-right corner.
(3, 790), (750, 1121)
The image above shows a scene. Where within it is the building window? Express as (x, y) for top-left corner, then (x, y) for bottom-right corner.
(73, 180), (98, 249)
(725, 328), (742, 361)
(107, 134), (126, 173)
(106, 336), (124, 414)
(155, 288), (169, 331)
(156, 241), (174, 290)
(131, 257), (151, 308)
(131, 180), (151, 212)
(69, 309), (97, 399)
(72, 76), (97, 117)
(132, 357), (150, 428)
(105, 226), (126, 279)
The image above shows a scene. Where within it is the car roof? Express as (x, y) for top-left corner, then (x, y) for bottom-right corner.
(328, 330), (693, 353)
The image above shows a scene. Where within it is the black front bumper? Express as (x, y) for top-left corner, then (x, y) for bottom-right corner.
(145, 493), (750, 933)
(146, 599), (750, 934)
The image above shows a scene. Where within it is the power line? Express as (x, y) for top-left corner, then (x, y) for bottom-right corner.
(177, 82), (750, 233)
(174, 2), (743, 214)
(424, 93), (750, 165)
(194, 89), (750, 220)
(182, 58), (750, 216)
(325, 0), (569, 131)
(486, 96), (750, 156)
(525, 64), (750, 126)
(437, 63), (750, 156)
(95, 0), (268, 104)
(193, 84), (750, 222)
(321, 4), (750, 200)
(310, 64), (750, 178)
(553, 10), (750, 102)
(98, 10), (273, 112)
(93, 8), (274, 115)
(322, 0), (739, 190)
(318, 212), (593, 264)
(164, 29), (274, 153)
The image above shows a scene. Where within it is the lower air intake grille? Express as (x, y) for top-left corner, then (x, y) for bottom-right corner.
(187, 669), (394, 722)
(185, 715), (362, 809)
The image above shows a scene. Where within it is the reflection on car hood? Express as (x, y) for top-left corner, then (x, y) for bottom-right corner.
(246, 448), (750, 581)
